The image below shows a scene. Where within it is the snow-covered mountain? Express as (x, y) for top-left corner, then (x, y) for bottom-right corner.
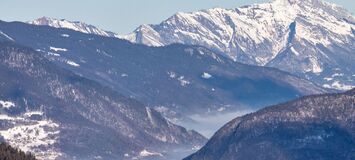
(28, 17), (120, 38)
(0, 20), (326, 119)
(0, 42), (206, 160)
(185, 89), (355, 160)
(0, 20), (329, 139)
(123, 0), (355, 91)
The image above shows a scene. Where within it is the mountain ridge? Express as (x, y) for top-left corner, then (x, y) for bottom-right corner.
(27, 17), (120, 38)
(0, 20), (327, 116)
(0, 20), (328, 138)
(0, 42), (206, 160)
(123, 0), (355, 91)
(185, 88), (355, 160)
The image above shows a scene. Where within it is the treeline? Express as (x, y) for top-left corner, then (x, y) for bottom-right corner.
(0, 143), (36, 160)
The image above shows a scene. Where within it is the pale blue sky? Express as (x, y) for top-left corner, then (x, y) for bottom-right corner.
(1, 0), (353, 34)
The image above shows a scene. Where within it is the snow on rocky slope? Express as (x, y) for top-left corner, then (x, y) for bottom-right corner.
(0, 42), (206, 160)
(123, 0), (355, 90)
(0, 20), (327, 118)
(28, 17), (120, 38)
(0, 110), (61, 159)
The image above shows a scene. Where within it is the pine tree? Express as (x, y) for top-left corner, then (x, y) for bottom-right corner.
(0, 143), (37, 160)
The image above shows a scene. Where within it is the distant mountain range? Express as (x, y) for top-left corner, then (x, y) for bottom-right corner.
(26, 1), (355, 91)
(185, 89), (355, 160)
(0, 0), (353, 159)
(122, 0), (355, 91)
(0, 20), (325, 121)
(28, 17), (120, 38)
(0, 42), (205, 160)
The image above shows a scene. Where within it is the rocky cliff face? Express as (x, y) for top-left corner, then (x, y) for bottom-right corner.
(123, 0), (355, 91)
(185, 89), (355, 160)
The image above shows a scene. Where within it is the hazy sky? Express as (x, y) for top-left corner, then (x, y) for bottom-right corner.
(1, 0), (354, 34)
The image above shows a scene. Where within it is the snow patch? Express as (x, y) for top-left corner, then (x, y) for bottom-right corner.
(0, 115), (23, 121)
(155, 135), (167, 142)
(0, 31), (14, 41)
(201, 72), (212, 79)
(178, 76), (190, 86)
(255, 57), (269, 65)
(61, 34), (70, 37)
(35, 49), (44, 52)
(0, 111), (61, 160)
(66, 60), (80, 67)
(47, 52), (60, 57)
(305, 56), (323, 73)
(217, 107), (226, 112)
(167, 71), (190, 86)
(198, 50), (205, 55)
(24, 111), (44, 117)
(167, 71), (177, 78)
(290, 46), (300, 56)
(323, 81), (354, 91)
(146, 107), (155, 126)
(192, 145), (202, 151)
(323, 77), (333, 81)
(332, 73), (344, 77)
(139, 149), (163, 157)
(154, 106), (179, 123)
(0, 100), (15, 109)
(50, 46), (68, 52)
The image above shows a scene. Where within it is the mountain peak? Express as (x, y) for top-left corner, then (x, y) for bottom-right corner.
(27, 17), (119, 38)
(271, 0), (351, 15)
(271, 0), (322, 5)
(33, 16), (51, 22)
(272, 0), (298, 5)
(29, 17), (77, 26)
(123, 0), (355, 91)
